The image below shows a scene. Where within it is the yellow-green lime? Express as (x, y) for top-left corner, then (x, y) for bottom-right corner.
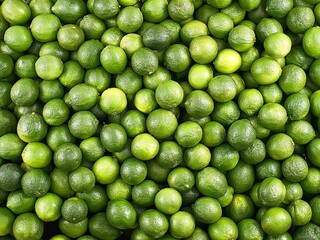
(35, 192), (63, 222)
(213, 48), (242, 74)
(22, 142), (52, 168)
(12, 213), (44, 240)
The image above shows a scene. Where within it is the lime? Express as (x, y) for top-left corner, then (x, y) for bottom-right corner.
(227, 119), (256, 151)
(88, 212), (122, 240)
(120, 157), (147, 185)
(1, 0), (31, 25)
(167, 167), (195, 192)
(228, 25), (256, 52)
(106, 199), (136, 230)
(227, 160), (255, 193)
(22, 142), (52, 168)
(155, 188), (182, 215)
(267, 133), (295, 161)
(21, 168), (51, 198)
(61, 197), (88, 223)
(196, 167), (228, 198)
(68, 111), (99, 140)
(35, 192), (63, 222)
(225, 193), (255, 223)
(100, 123), (127, 153)
(174, 121), (203, 148)
(192, 196), (222, 224)
(261, 207), (292, 236)
(139, 209), (168, 238)
(164, 44), (191, 73)
(131, 133), (159, 161)
(258, 177), (286, 206)
(208, 217), (238, 240)
(13, 213), (44, 240)
(208, 75), (237, 103)
(143, 24), (171, 50)
(168, 0), (194, 22)
(69, 167), (95, 193)
(169, 211), (196, 238)
(213, 48), (242, 74)
(0, 163), (24, 192)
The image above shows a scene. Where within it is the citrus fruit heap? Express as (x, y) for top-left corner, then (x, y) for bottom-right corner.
(1, 0), (320, 239)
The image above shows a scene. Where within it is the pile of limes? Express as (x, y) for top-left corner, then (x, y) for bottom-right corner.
(1, 0), (320, 239)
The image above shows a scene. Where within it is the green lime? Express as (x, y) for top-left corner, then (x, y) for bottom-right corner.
(142, 24), (171, 50)
(77, 40), (104, 69)
(139, 209), (168, 238)
(192, 196), (222, 224)
(267, 133), (295, 161)
(146, 109), (178, 139)
(211, 143), (239, 171)
(208, 217), (238, 240)
(227, 160), (255, 193)
(251, 57), (282, 85)
(88, 212), (122, 240)
(54, 143), (82, 172)
(58, 217), (88, 239)
(155, 188), (182, 215)
(10, 78), (39, 107)
(169, 211), (196, 238)
(68, 111), (99, 140)
(1, 0), (31, 25)
(100, 123), (127, 153)
(0, 207), (15, 236)
(100, 45), (127, 74)
(227, 119), (256, 151)
(201, 121), (226, 147)
(21, 168), (51, 198)
(164, 44), (191, 73)
(131, 47), (159, 76)
(240, 138), (266, 165)
(79, 14), (106, 40)
(211, 101), (241, 126)
(6, 189), (36, 214)
(69, 166), (95, 193)
(92, 0), (120, 20)
(120, 157), (147, 185)
(184, 143), (211, 170)
(50, 167), (75, 199)
(284, 93), (310, 120)
(196, 167), (228, 198)
(76, 185), (108, 213)
(0, 163), (24, 192)
(106, 199), (136, 230)
(301, 167), (320, 194)
(288, 199), (312, 226)
(256, 159), (282, 181)
(258, 103), (288, 131)
(168, 0), (194, 22)
(167, 167), (195, 192)
(225, 193), (255, 223)
(61, 197), (88, 223)
(258, 177), (286, 206)
(132, 180), (160, 208)
(261, 207), (292, 236)
(228, 25), (256, 52)
(131, 133), (159, 161)
(174, 121), (203, 148)
(208, 75), (237, 103)
(155, 80), (184, 109)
